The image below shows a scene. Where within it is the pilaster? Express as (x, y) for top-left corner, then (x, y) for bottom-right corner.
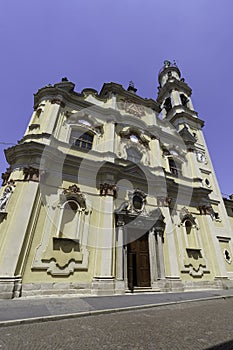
(98, 121), (115, 159)
(162, 207), (181, 280)
(0, 181), (39, 298)
(148, 229), (159, 288)
(150, 137), (164, 173)
(92, 195), (115, 295)
(206, 215), (228, 278)
(115, 222), (125, 294)
(155, 228), (166, 280)
(170, 90), (181, 107)
(44, 101), (62, 135)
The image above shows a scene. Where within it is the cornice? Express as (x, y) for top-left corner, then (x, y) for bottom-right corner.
(167, 105), (198, 118)
(191, 187), (212, 202)
(4, 141), (46, 168)
(99, 82), (160, 112)
(166, 110), (204, 128)
(158, 65), (181, 82)
(18, 133), (51, 144)
(34, 86), (93, 110)
(4, 140), (215, 209)
(34, 81), (161, 113)
(223, 197), (233, 206)
(166, 178), (212, 207)
(157, 79), (192, 103)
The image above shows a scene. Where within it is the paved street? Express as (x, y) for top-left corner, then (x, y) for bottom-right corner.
(0, 289), (233, 323)
(0, 298), (233, 349)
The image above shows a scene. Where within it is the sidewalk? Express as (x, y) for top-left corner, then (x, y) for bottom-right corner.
(0, 289), (233, 326)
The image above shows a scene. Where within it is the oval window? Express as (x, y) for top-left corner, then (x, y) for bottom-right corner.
(133, 195), (143, 211)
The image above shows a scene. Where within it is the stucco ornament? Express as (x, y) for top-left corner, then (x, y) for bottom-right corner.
(0, 180), (15, 212)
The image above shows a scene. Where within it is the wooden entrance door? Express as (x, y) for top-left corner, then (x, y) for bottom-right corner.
(127, 233), (150, 289)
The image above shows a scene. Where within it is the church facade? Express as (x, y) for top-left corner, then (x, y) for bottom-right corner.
(0, 61), (233, 298)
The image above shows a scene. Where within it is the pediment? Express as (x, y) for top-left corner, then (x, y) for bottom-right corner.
(123, 163), (146, 178)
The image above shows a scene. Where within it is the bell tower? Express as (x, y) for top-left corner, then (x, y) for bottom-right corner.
(157, 60), (197, 126)
(156, 61), (233, 267)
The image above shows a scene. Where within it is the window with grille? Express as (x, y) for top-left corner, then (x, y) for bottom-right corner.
(70, 129), (94, 150)
(168, 158), (181, 176)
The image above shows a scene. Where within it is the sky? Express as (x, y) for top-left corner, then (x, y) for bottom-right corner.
(0, 0), (232, 196)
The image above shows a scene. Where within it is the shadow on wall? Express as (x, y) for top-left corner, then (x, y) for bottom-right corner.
(205, 340), (233, 350)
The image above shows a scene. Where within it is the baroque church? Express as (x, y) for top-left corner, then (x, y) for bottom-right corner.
(0, 61), (233, 299)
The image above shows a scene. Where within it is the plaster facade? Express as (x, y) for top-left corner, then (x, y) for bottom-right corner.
(0, 61), (233, 298)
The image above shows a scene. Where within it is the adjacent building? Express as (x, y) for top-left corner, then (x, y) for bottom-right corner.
(0, 61), (233, 298)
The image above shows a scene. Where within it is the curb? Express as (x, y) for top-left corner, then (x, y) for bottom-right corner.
(0, 294), (233, 327)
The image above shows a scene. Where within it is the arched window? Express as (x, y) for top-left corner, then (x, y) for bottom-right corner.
(78, 120), (92, 127)
(180, 94), (189, 107)
(70, 129), (94, 150)
(35, 108), (42, 118)
(185, 220), (192, 235)
(164, 97), (172, 112)
(168, 158), (181, 176)
(59, 200), (81, 240)
(74, 132), (93, 149)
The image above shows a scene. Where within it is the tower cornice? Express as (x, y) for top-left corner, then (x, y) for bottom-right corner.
(157, 80), (192, 104)
(166, 111), (204, 129)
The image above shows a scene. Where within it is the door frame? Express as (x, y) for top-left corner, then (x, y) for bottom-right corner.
(127, 232), (151, 290)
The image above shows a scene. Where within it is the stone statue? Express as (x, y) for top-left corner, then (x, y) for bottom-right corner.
(115, 200), (129, 213)
(0, 181), (15, 212)
(1, 168), (11, 186)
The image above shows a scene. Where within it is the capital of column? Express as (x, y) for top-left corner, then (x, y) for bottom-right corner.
(116, 220), (125, 227)
(153, 227), (165, 242)
(51, 98), (65, 108)
(157, 196), (172, 207)
(154, 228), (164, 235)
(99, 183), (117, 198)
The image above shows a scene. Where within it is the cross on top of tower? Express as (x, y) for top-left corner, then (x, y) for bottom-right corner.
(163, 60), (177, 68)
(127, 80), (137, 93)
(129, 80), (135, 88)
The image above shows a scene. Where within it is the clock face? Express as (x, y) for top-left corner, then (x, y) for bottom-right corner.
(196, 152), (206, 163)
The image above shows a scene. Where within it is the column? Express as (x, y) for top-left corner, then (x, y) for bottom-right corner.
(155, 229), (165, 279)
(115, 221), (126, 294)
(162, 207), (180, 278)
(116, 223), (124, 280)
(171, 90), (181, 107)
(148, 229), (158, 284)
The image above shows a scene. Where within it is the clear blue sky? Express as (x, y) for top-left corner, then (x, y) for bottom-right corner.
(0, 0), (232, 195)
